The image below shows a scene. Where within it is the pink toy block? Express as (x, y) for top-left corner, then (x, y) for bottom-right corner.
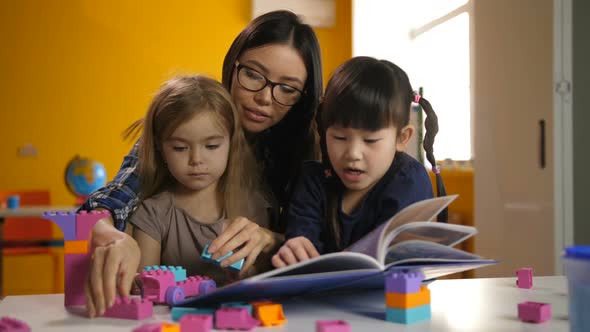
(215, 307), (259, 331)
(316, 320), (351, 332)
(140, 270), (177, 303)
(179, 314), (213, 332)
(176, 276), (216, 298)
(385, 271), (424, 293)
(0, 317), (31, 332)
(516, 267), (533, 289)
(42, 211), (76, 240)
(132, 323), (163, 332)
(64, 252), (90, 306)
(102, 297), (153, 320)
(76, 210), (110, 240)
(517, 301), (551, 323)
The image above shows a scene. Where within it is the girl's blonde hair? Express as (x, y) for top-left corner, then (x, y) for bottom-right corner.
(124, 75), (259, 219)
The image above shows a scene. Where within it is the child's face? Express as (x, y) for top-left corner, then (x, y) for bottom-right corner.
(326, 125), (399, 194)
(161, 112), (230, 193)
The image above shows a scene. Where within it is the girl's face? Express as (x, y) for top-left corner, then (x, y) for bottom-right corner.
(230, 44), (307, 134)
(161, 112), (230, 194)
(326, 125), (412, 195)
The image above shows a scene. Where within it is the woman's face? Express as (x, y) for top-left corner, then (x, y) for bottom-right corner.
(230, 44), (307, 134)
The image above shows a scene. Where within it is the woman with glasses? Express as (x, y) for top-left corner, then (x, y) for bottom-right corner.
(83, 10), (322, 317)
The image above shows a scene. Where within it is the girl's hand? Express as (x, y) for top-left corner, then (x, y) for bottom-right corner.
(271, 236), (320, 268)
(208, 217), (277, 278)
(85, 218), (140, 318)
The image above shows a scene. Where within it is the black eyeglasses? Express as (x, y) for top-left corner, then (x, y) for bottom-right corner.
(235, 63), (304, 106)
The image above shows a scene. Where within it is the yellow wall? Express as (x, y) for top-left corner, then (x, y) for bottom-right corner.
(0, 1), (351, 205)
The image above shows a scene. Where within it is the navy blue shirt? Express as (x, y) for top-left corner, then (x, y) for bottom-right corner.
(284, 152), (434, 254)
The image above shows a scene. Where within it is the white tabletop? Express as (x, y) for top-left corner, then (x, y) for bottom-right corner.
(0, 276), (570, 331)
(0, 206), (77, 218)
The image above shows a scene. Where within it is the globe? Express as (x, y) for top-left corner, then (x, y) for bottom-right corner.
(65, 156), (107, 198)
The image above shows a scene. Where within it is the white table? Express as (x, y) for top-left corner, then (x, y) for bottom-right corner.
(0, 276), (570, 331)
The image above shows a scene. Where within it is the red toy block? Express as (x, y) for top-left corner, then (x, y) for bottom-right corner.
(102, 297), (153, 320)
(215, 307), (259, 331)
(385, 271), (424, 294)
(76, 210), (110, 240)
(64, 252), (90, 306)
(516, 267), (533, 289)
(517, 301), (551, 323)
(179, 314), (213, 332)
(42, 211), (76, 240)
(0, 317), (31, 332)
(316, 320), (351, 332)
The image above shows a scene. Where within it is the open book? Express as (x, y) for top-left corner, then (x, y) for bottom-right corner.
(181, 195), (497, 306)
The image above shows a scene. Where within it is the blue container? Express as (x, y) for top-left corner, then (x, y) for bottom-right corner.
(6, 195), (20, 209)
(564, 246), (590, 332)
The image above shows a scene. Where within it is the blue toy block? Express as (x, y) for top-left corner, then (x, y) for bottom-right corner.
(202, 244), (245, 271)
(171, 307), (216, 322)
(42, 211), (76, 240)
(386, 304), (431, 324)
(220, 302), (253, 316)
(385, 271), (424, 294)
(144, 265), (187, 282)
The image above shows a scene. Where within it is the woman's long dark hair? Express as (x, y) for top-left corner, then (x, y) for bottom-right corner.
(318, 57), (445, 248)
(221, 10), (323, 228)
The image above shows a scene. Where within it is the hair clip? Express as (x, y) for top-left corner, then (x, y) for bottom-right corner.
(324, 168), (333, 178)
(432, 165), (440, 174)
(413, 92), (421, 104)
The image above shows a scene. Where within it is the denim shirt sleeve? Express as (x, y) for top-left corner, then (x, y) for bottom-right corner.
(79, 142), (141, 231)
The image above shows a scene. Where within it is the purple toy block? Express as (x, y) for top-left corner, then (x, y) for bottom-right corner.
(517, 301), (551, 323)
(215, 307), (259, 331)
(64, 252), (90, 306)
(180, 314), (213, 332)
(76, 210), (111, 240)
(516, 267), (533, 289)
(0, 317), (31, 332)
(103, 297), (153, 320)
(385, 271), (424, 293)
(132, 323), (163, 332)
(42, 211), (76, 240)
(316, 320), (351, 332)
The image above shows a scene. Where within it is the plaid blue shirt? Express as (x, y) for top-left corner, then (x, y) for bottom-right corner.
(80, 143), (141, 231)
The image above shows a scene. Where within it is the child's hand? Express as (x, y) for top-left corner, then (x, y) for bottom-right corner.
(208, 217), (276, 278)
(271, 236), (319, 268)
(85, 218), (140, 318)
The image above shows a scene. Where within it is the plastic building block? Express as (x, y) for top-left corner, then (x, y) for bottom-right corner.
(64, 240), (89, 254)
(0, 317), (31, 332)
(253, 303), (287, 327)
(144, 265), (187, 282)
(76, 210), (111, 240)
(517, 301), (551, 323)
(176, 276), (217, 299)
(132, 323), (162, 332)
(140, 270), (177, 303)
(202, 244), (245, 271)
(42, 211), (76, 240)
(102, 297), (153, 320)
(386, 304), (431, 324)
(179, 314), (213, 332)
(215, 307), (259, 331)
(171, 307), (216, 322)
(316, 320), (351, 332)
(516, 267), (534, 289)
(64, 252), (90, 306)
(385, 271), (424, 293)
(221, 302), (253, 316)
(386, 285), (431, 309)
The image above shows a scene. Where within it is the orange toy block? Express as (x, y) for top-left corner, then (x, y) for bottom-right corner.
(253, 302), (287, 327)
(64, 240), (89, 254)
(386, 286), (431, 309)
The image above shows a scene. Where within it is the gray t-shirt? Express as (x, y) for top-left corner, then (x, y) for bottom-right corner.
(129, 191), (270, 285)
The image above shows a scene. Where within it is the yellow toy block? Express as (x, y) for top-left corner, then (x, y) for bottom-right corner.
(160, 323), (179, 332)
(253, 303), (287, 327)
(386, 285), (431, 309)
(64, 240), (89, 254)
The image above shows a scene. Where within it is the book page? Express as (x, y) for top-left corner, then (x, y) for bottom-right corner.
(385, 240), (484, 265)
(385, 222), (476, 247)
(345, 195), (457, 259)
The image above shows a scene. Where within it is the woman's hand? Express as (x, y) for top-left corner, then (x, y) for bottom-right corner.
(208, 217), (279, 278)
(85, 218), (140, 318)
(271, 236), (319, 268)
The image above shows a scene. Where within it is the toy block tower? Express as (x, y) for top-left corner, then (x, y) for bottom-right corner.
(384, 271), (431, 324)
(42, 210), (111, 306)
